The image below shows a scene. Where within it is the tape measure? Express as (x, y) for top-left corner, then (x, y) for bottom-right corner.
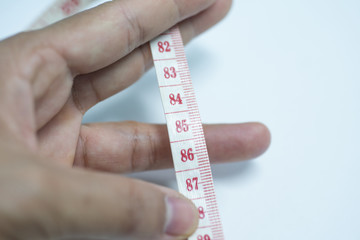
(29, 0), (96, 29)
(150, 30), (224, 240)
(28, 1), (224, 239)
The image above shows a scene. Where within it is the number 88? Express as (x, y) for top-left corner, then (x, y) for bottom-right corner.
(197, 234), (211, 240)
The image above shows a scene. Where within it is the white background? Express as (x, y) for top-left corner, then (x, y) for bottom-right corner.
(1, 0), (359, 239)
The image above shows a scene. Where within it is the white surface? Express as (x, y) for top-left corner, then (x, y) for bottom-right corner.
(1, 0), (360, 239)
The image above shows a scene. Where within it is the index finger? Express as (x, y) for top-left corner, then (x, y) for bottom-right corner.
(36, 0), (216, 74)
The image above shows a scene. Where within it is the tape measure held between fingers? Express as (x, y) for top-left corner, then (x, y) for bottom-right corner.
(29, 1), (224, 239)
(150, 30), (224, 240)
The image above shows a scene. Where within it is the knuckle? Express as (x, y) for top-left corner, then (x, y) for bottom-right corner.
(118, 4), (145, 52)
(123, 180), (139, 234)
(129, 121), (141, 172)
(71, 80), (86, 114)
(72, 75), (102, 114)
(128, 122), (158, 172)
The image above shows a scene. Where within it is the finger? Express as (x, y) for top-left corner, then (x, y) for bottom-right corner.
(73, 122), (271, 173)
(34, 167), (198, 239)
(38, 0), (217, 75)
(72, 0), (232, 113)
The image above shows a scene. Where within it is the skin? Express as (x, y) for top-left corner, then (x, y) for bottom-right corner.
(0, 0), (271, 239)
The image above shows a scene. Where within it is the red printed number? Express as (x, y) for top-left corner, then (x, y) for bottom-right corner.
(158, 41), (171, 53)
(198, 235), (211, 240)
(164, 67), (177, 79)
(61, 0), (80, 15)
(169, 93), (183, 105)
(176, 120), (189, 133)
(181, 148), (194, 162)
(186, 177), (198, 191)
(198, 206), (206, 219)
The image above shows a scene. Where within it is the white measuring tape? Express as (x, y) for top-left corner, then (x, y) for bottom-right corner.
(28, 1), (224, 239)
(150, 31), (224, 240)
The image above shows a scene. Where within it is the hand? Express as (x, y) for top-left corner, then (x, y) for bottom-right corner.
(0, 0), (270, 239)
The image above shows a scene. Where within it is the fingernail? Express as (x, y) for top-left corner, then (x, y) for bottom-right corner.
(164, 196), (198, 237)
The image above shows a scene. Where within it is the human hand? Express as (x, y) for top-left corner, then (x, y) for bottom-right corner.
(0, 0), (270, 239)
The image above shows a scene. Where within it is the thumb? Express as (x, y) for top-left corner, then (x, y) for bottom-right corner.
(45, 167), (199, 239)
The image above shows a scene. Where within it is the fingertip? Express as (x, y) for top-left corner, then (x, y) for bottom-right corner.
(164, 196), (199, 237)
(192, 0), (233, 35)
(205, 122), (271, 163)
(225, 122), (271, 160)
(176, 0), (217, 19)
(247, 122), (271, 159)
(155, 186), (199, 238)
(218, 0), (233, 20)
(179, 0), (233, 44)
